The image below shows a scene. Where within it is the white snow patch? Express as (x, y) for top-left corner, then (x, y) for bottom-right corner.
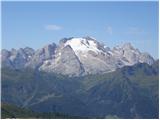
(44, 60), (50, 64)
(82, 54), (87, 58)
(108, 51), (113, 55)
(64, 38), (102, 54)
(58, 52), (61, 56)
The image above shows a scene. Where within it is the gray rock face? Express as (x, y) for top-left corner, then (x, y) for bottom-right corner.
(1, 49), (13, 68)
(23, 47), (35, 56)
(1, 37), (155, 76)
(10, 48), (27, 69)
(1, 48), (32, 69)
(26, 43), (57, 69)
(57, 45), (84, 75)
(111, 43), (154, 66)
(50, 45), (84, 76)
(39, 45), (85, 76)
(43, 43), (56, 59)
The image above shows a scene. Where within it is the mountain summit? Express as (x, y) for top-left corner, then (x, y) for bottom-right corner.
(1, 37), (154, 76)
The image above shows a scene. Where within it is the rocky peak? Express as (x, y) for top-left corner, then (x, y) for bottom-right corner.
(83, 36), (96, 41)
(59, 37), (74, 46)
(23, 47), (35, 56)
(139, 52), (154, 65)
(43, 43), (57, 59)
(1, 37), (155, 76)
(122, 42), (134, 49)
(1, 49), (10, 58)
(34, 43), (56, 59)
(63, 37), (105, 56)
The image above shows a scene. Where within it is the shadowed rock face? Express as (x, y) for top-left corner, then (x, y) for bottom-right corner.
(1, 37), (155, 76)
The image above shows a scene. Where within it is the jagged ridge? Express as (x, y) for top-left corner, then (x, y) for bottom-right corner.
(1, 36), (154, 76)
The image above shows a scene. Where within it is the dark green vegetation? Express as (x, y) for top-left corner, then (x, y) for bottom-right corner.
(1, 61), (159, 119)
(1, 103), (82, 119)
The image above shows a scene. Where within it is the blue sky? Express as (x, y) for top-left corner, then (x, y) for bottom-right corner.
(2, 1), (159, 58)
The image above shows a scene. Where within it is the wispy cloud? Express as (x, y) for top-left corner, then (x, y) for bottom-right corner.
(45, 24), (62, 31)
(106, 26), (113, 35)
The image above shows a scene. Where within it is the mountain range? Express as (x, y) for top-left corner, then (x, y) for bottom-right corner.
(1, 37), (158, 119)
(1, 36), (154, 76)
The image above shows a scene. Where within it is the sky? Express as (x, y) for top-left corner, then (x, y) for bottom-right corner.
(2, 1), (159, 59)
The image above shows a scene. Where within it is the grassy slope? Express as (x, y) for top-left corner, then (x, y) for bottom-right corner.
(1, 103), (82, 119)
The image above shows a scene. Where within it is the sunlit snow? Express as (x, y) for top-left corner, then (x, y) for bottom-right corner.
(64, 38), (102, 54)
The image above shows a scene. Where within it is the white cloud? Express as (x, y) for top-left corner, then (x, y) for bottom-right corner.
(106, 26), (113, 35)
(45, 24), (62, 30)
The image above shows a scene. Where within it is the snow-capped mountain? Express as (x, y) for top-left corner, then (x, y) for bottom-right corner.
(1, 36), (154, 76)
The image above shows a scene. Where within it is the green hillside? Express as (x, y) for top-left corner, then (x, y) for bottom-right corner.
(1, 61), (159, 118)
(1, 103), (82, 119)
